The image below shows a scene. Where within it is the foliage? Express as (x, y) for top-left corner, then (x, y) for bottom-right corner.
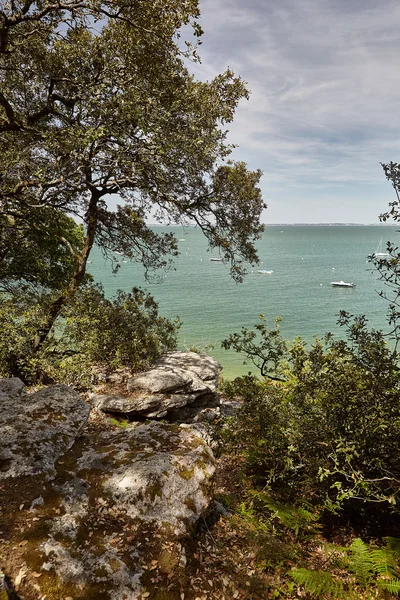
(369, 161), (400, 350)
(0, 284), (179, 385)
(247, 491), (320, 537)
(0, 0), (265, 356)
(291, 567), (347, 599)
(0, 0), (265, 381)
(291, 537), (400, 598)
(233, 487), (320, 542)
(0, 288), (57, 382)
(220, 313), (400, 518)
(59, 284), (180, 370)
(0, 207), (85, 293)
(109, 418), (130, 429)
(221, 315), (287, 379)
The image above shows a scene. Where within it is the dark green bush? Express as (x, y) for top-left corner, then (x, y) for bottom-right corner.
(0, 288), (58, 382)
(221, 313), (400, 518)
(0, 284), (180, 386)
(59, 284), (180, 370)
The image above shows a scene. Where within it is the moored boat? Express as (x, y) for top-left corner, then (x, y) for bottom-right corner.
(330, 280), (355, 288)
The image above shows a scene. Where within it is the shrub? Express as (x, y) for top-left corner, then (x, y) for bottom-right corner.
(0, 288), (59, 383)
(59, 284), (180, 371)
(291, 537), (400, 598)
(221, 313), (400, 520)
(0, 284), (180, 386)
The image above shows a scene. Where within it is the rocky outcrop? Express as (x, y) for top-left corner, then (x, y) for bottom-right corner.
(0, 379), (90, 479)
(0, 376), (216, 600)
(92, 351), (222, 421)
(74, 422), (215, 531)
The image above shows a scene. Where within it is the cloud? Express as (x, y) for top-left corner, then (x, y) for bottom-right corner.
(189, 0), (400, 221)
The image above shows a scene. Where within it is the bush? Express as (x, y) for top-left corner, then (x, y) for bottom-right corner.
(221, 313), (400, 520)
(0, 284), (180, 386)
(59, 284), (180, 370)
(0, 288), (61, 383)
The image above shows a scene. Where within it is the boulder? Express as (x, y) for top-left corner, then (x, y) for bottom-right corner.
(0, 380), (216, 600)
(155, 351), (221, 385)
(0, 379), (90, 479)
(1, 424), (215, 599)
(76, 422), (215, 530)
(126, 366), (193, 394)
(93, 393), (162, 415)
(93, 351), (222, 421)
(0, 376), (26, 402)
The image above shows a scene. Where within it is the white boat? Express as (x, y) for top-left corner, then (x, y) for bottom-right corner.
(330, 280), (355, 288)
(374, 238), (388, 258)
(258, 269), (274, 274)
(210, 258), (223, 262)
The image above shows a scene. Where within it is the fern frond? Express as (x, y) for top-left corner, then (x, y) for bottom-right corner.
(249, 492), (318, 535)
(386, 537), (400, 557)
(378, 578), (400, 595)
(291, 568), (346, 598)
(370, 548), (397, 578)
(348, 538), (374, 586)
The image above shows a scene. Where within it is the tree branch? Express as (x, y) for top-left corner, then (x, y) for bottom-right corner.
(0, 91), (19, 130)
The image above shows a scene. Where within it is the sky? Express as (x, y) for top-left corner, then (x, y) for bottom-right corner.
(185, 0), (400, 224)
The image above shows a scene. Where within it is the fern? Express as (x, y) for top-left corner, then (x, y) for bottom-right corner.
(387, 537), (400, 557)
(347, 538), (400, 596)
(348, 538), (374, 586)
(236, 501), (270, 532)
(379, 578), (400, 595)
(291, 539), (400, 598)
(291, 568), (346, 598)
(248, 491), (319, 535)
(370, 548), (397, 578)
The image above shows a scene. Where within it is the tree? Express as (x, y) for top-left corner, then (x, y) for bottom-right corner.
(369, 161), (400, 349)
(221, 315), (288, 380)
(0, 0), (266, 351)
(0, 282), (180, 384)
(0, 206), (85, 292)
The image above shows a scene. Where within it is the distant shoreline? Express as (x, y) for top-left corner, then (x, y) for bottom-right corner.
(263, 222), (394, 226)
(147, 222), (395, 227)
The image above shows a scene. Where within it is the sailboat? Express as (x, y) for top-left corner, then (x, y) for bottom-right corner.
(374, 238), (389, 258)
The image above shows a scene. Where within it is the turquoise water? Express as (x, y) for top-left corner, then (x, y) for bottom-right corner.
(87, 225), (399, 378)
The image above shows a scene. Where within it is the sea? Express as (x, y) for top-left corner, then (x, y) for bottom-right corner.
(87, 224), (399, 379)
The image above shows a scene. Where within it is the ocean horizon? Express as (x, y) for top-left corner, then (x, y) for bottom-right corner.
(88, 224), (400, 379)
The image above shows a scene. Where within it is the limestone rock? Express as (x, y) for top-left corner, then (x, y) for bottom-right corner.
(0, 379), (90, 479)
(93, 393), (162, 415)
(94, 352), (222, 421)
(0, 416), (215, 600)
(0, 377), (26, 402)
(77, 422), (215, 529)
(127, 366), (193, 393)
(155, 351), (222, 384)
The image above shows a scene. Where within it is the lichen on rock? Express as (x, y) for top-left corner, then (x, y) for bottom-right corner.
(0, 377), (217, 600)
(92, 351), (223, 421)
(0, 379), (90, 479)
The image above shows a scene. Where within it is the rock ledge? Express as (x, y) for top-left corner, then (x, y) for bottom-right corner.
(92, 351), (223, 421)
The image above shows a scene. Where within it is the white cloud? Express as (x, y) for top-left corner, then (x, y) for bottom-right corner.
(189, 0), (400, 222)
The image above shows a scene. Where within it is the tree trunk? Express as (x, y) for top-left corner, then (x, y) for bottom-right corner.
(33, 191), (100, 351)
